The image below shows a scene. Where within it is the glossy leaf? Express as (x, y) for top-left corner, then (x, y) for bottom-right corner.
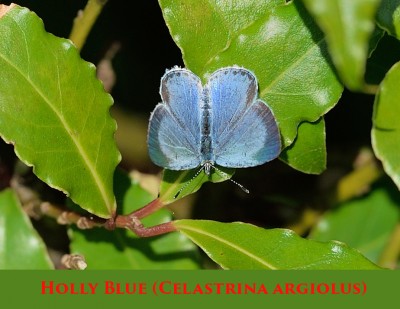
(159, 0), (343, 148)
(280, 118), (326, 174)
(0, 189), (53, 269)
(372, 61), (400, 190)
(159, 167), (234, 204)
(159, 0), (283, 74)
(69, 170), (200, 269)
(309, 179), (400, 263)
(174, 219), (381, 269)
(376, 0), (400, 38)
(0, 5), (120, 218)
(302, 0), (381, 90)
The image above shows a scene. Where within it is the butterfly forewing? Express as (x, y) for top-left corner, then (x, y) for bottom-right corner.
(207, 68), (281, 167)
(147, 68), (203, 170)
(206, 67), (258, 142)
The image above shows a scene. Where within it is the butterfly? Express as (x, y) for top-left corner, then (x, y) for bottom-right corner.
(147, 66), (281, 187)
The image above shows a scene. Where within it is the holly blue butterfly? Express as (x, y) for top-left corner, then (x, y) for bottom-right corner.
(147, 66), (281, 192)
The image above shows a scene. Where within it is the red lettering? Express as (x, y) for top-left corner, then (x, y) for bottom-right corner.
(105, 281), (114, 294)
(331, 283), (340, 295)
(159, 281), (171, 294)
(55, 283), (68, 294)
(286, 283), (295, 294)
(257, 284), (268, 294)
(116, 283), (124, 294)
(340, 283), (351, 294)
(243, 283), (254, 294)
(123, 283), (136, 295)
(353, 283), (361, 294)
(214, 283), (223, 294)
(226, 283), (235, 294)
(317, 283), (329, 294)
(297, 283), (308, 294)
(173, 283), (182, 294)
(70, 283), (78, 295)
(88, 283), (98, 294)
(192, 284), (203, 294)
(273, 283), (284, 294)
(139, 283), (146, 294)
(42, 281), (54, 294)
(204, 283), (213, 294)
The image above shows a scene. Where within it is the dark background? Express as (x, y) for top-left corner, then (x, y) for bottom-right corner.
(1, 0), (400, 235)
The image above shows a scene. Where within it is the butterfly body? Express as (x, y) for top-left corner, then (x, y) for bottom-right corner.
(147, 67), (281, 174)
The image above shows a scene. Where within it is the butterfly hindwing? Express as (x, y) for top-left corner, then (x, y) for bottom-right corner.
(214, 99), (281, 167)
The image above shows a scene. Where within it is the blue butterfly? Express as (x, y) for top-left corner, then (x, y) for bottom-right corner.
(147, 66), (281, 181)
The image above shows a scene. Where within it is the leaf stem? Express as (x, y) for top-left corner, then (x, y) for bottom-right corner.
(115, 215), (177, 237)
(112, 198), (177, 237)
(130, 198), (165, 219)
(69, 0), (108, 50)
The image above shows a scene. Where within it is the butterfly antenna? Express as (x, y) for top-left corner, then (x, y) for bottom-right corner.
(212, 165), (250, 194)
(174, 164), (250, 199)
(174, 166), (206, 199)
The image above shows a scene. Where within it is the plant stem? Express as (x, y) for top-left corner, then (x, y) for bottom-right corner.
(69, 0), (108, 50)
(40, 202), (104, 229)
(41, 198), (177, 237)
(130, 198), (165, 219)
(378, 223), (400, 269)
(112, 198), (177, 237)
(115, 215), (177, 237)
(335, 151), (382, 203)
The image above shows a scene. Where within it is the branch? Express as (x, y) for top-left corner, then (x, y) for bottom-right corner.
(40, 198), (177, 237)
(69, 0), (108, 50)
(11, 168), (177, 238)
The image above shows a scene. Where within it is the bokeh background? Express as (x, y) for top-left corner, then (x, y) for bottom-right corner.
(1, 0), (400, 262)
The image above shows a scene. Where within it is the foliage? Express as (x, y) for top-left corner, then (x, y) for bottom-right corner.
(0, 0), (399, 269)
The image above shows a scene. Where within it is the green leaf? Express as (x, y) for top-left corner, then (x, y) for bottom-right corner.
(309, 179), (400, 263)
(0, 189), (53, 269)
(159, 166), (234, 204)
(69, 170), (200, 269)
(376, 0), (400, 38)
(160, 0), (283, 73)
(301, 0), (381, 90)
(0, 5), (120, 218)
(174, 220), (382, 269)
(159, 0), (343, 148)
(372, 61), (400, 190)
(280, 118), (326, 174)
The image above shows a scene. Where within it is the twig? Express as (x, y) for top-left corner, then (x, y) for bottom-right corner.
(335, 150), (382, 203)
(69, 0), (108, 51)
(40, 198), (177, 237)
(61, 254), (87, 270)
(116, 215), (177, 237)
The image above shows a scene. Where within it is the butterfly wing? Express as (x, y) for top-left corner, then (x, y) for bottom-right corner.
(207, 67), (281, 167)
(147, 68), (203, 170)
